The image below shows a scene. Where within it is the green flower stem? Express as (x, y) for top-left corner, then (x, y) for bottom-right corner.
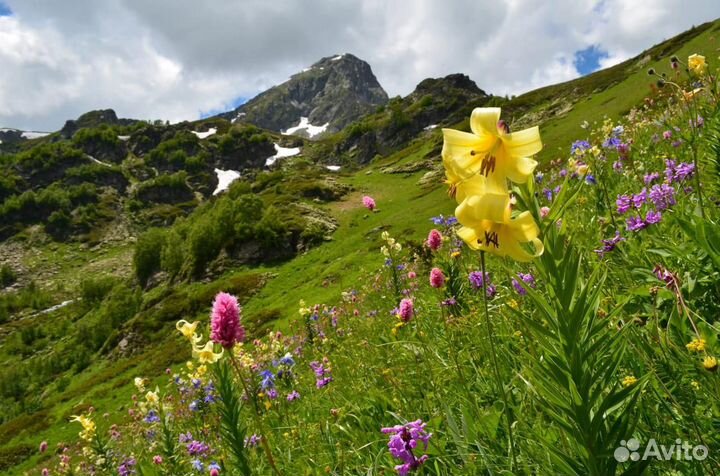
(480, 251), (518, 472)
(228, 352), (283, 476)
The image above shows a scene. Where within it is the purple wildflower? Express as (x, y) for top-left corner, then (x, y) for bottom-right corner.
(645, 210), (662, 225)
(616, 195), (631, 214)
(594, 231), (624, 257)
(664, 159), (676, 182)
(468, 271), (489, 290)
(187, 440), (210, 457)
(287, 390), (301, 402)
(675, 162), (695, 181)
(244, 434), (261, 448)
(310, 360), (333, 389)
(144, 410), (160, 424)
(648, 184), (676, 211)
(512, 273), (536, 295)
(381, 420), (432, 476)
(259, 370), (275, 390)
(603, 136), (622, 149)
(441, 297), (457, 307)
(571, 140), (591, 154)
(626, 215), (647, 232)
(643, 172), (660, 185)
(118, 458), (137, 476)
(632, 189), (647, 209)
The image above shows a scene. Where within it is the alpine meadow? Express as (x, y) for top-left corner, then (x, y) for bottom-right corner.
(2, 9), (720, 476)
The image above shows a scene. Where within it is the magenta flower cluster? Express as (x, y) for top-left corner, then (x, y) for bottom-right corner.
(396, 298), (414, 322)
(211, 292), (245, 348)
(362, 195), (376, 211)
(426, 229), (443, 251)
(381, 420), (432, 476)
(429, 268), (445, 288)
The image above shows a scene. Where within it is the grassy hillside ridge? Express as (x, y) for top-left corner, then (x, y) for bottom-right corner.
(0, 18), (719, 474)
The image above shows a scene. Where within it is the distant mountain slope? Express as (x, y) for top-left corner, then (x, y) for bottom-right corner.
(220, 54), (389, 138)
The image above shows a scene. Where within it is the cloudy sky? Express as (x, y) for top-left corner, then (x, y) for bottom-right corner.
(1, 0), (719, 131)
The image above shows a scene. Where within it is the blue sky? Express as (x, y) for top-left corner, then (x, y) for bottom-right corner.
(0, 2), (12, 16)
(200, 96), (246, 119)
(575, 45), (610, 76)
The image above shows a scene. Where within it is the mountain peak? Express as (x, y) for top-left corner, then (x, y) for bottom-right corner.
(221, 54), (388, 138)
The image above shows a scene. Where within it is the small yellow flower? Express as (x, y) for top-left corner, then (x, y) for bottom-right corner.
(621, 376), (638, 387)
(450, 251), (461, 258)
(186, 361), (194, 370)
(176, 320), (201, 344)
(193, 341), (224, 364)
(688, 54), (707, 75)
(690, 380), (700, 391)
(134, 377), (146, 393)
(70, 415), (96, 442)
(686, 338), (706, 352)
(146, 388), (160, 406)
(703, 356), (718, 372)
(508, 299), (519, 310)
(264, 400), (272, 410)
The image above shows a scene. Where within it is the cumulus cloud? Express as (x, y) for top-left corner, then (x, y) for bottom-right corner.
(0, 0), (718, 130)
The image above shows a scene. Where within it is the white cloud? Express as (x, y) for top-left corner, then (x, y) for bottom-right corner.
(0, 0), (718, 130)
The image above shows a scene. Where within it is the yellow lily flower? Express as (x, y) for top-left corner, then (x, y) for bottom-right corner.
(176, 320), (202, 344)
(687, 54), (707, 75)
(456, 211), (544, 262)
(70, 415), (96, 441)
(193, 341), (224, 364)
(442, 107), (542, 195)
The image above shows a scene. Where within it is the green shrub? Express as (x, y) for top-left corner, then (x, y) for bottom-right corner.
(0, 265), (16, 288)
(80, 276), (118, 304)
(160, 230), (185, 279)
(133, 228), (165, 286)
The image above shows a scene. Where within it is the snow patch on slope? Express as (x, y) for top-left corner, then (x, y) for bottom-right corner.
(191, 128), (217, 139)
(213, 169), (241, 195)
(265, 143), (301, 166)
(282, 117), (329, 138)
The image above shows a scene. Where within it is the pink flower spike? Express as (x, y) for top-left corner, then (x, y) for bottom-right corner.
(362, 195), (376, 211)
(211, 292), (245, 348)
(426, 229), (443, 251)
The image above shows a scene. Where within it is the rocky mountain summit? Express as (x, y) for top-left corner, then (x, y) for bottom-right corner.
(221, 53), (388, 138)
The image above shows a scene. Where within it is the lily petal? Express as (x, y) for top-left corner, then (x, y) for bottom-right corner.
(470, 108), (501, 138)
(456, 211), (543, 261)
(503, 126), (542, 158)
(456, 193), (511, 226)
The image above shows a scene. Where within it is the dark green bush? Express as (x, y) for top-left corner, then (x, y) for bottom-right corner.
(0, 265), (16, 288)
(133, 228), (165, 286)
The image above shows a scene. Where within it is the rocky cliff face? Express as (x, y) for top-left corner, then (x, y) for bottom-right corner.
(329, 73), (490, 164)
(60, 109), (138, 138)
(221, 54), (388, 138)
